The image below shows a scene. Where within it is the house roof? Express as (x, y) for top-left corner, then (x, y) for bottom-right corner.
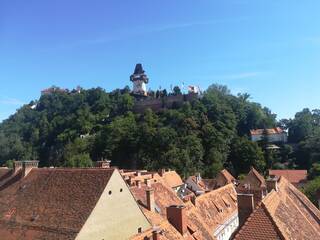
(219, 169), (235, 184)
(130, 182), (184, 217)
(161, 171), (184, 188)
(0, 168), (115, 240)
(0, 168), (12, 181)
(194, 183), (238, 231)
(130, 181), (215, 240)
(240, 167), (266, 189)
(233, 204), (283, 240)
(0, 169), (24, 191)
(268, 169), (307, 185)
(234, 177), (320, 240)
(250, 127), (285, 136)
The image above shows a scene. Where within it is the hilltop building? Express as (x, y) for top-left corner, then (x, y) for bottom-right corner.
(250, 127), (287, 143)
(130, 63), (149, 97)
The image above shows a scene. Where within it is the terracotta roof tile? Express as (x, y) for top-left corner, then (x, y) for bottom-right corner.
(240, 167), (266, 190)
(219, 169), (235, 183)
(0, 168), (115, 240)
(195, 184), (238, 231)
(269, 169), (307, 185)
(235, 177), (320, 240)
(161, 171), (183, 188)
(131, 182), (184, 217)
(250, 127), (285, 136)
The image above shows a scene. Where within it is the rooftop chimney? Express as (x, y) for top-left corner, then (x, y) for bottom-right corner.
(95, 160), (111, 168)
(266, 176), (278, 193)
(237, 193), (255, 227)
(191, 195), (197, 206)
(136, 180), (141, 189)
(152, 229), (161, 240)
(196, 172), (201, 184)
(166, 205), (187, 236)
(13, 161), (23, 174)
(22, 161), (39, 177)
(145, 179), (152, 188)
(146, 188), (155, 212)
(158, 169), (165, 177)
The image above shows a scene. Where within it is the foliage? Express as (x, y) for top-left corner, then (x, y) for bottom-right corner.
(0, 84), (277, 177)
(303, 177), (320, 206)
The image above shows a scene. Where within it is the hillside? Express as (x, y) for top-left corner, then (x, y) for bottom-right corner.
(0, 84), (279, 178)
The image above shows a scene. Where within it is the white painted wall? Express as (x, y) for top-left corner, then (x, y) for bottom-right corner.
(133, 80), (147, 95)
(76, 170), (151, 240)
(214, 213), (239, 240)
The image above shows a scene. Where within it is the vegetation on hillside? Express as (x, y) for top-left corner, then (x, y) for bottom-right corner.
(0, 84), (319, 183)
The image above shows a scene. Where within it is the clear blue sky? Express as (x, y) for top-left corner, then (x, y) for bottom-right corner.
(1, 1), (320, 122)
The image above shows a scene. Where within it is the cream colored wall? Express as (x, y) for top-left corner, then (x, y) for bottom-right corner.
(76, 169), (151, 240)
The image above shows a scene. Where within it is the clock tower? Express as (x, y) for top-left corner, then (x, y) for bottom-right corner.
(130, 63), (149, 96)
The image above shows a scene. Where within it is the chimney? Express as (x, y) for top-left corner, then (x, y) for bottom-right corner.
(136, 180), (141, 189)
(266, 176), (278, 192)
(196, 172), (201, 184)
(136, 171), (141, 176)
(13, 161), (23, 174)
(22, 161), (39, 177)
(145, 179), (152, 188)
(146, 188), (155, 212)
(152, 229), (161, 240)
(166, 205), (187, 236)
(95, 160), (111, 168)
(191, 195), (197, 206)
(237, 193), (255, 227)
(158, 169), (165, 177)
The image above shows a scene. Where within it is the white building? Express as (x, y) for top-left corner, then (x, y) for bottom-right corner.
(250, 127), (287, 143)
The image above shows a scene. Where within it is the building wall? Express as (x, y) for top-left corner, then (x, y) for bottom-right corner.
(214, 213), (239, 240)
(76, 169), (151, 240)
(133, 80), (147, 95)
(251, 133), (287, 143)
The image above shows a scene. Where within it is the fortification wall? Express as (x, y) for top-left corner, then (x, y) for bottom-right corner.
(133, 93), (198, 113)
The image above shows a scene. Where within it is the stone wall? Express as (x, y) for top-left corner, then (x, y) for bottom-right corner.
(133, 93), (198, 113)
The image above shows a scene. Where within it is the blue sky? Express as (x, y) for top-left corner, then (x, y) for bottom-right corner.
(1, 1), (320, 122)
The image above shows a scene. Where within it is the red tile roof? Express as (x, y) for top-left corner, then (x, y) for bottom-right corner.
(0, 168), (115, 240)
(130, 181), (215, 240)
(233, 204), (283, 240)
(194, 184), (238, 231)
(240, 167), (266, 189)
(161, 171), (184, 188)
(131, 182), (184, 217)
(268, 169), (307, 185)
(250, 127), (285, 136)
(234, 177), (320, 240)
(219, 169), (235, 183)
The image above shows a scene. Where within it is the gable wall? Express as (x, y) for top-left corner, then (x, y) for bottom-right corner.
(76, 169), (151, 240)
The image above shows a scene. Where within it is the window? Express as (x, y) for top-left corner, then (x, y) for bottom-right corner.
(120, 188), (123, 192)
(138, 227), (142, 233)
(108, 190), (112, 195)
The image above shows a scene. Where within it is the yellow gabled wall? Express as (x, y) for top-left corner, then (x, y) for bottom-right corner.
(76, 169), (151, 240)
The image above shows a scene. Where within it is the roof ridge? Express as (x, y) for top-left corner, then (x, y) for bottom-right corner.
(261, 201), (286, 240)
(196, 183), (234, 201)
